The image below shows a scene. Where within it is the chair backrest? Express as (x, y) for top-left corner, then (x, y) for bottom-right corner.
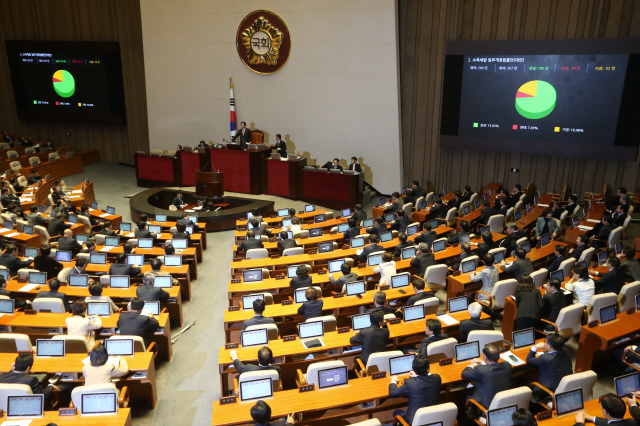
(238, 370), (280, 393)
(424, 264), (448, 286)
(95, 234), (106, 245)
(488, 247), (506, 258)
(32, 298), (65, 313)
(18, 268), (39, 280)
(169, 205), (177, 211)
(33, 225), (50, 245)
(555, 303), (587, 338)
(470, 193), (479, 204)
(282, 247), (304, 256)
(467, 330), (504, 349)
(108, 335), (147, 352)
(487, 386), (532, 411)
(623, 216), (632, 229)
(58, 267), (72, 282)
(402, 202), (413, 218)
(608, 226), (623, 247)
(558, 258), (576, 281)
(77, 215), (92, 233)
(17, 176), (28, 187)
(52, 335), (89, 353)
(9, 161), (21, 171)
(25, 147), (35, 155)
(246, 249), (269, 260)
(515, 237), (528, 248)
(579, 247), (595, 264)
(411, 402), (458, 426)
(0, 384), (33, 412)
(514, 201), (523, 211)
(490, 279), (518, 309)
(71, 383), (119, 410)
(99, 275), (111, 285)
(415, 197), (425, 209)
(29, 156), (40, 166)
(506, 207), (515, 219)
(618, 281), (640, 312)
(304, 315), (336, 332)
(459, 255), (479, 272)
(444, 207), (457, 222)
(530, 268), (548, 288)
(246, 323), (279, 340)
(48, 152), (60, 161)
(555, 371), (598, 402)
(365, 350), (403, 376)
(459, 201), (471, 215)
(413, 297), (440, 309)
(426, 337), (457, 359)
(305, 360), (345, 387)
(587, 292), (618, 323)
(0, 334), (34, 353)
(425, 192), (435, 205)
(488, 215), (504, 233)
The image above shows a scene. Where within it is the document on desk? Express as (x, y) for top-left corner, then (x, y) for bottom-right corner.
(184, 209), (195, 212)
(18, 284), (39, 292)
(436, 314), (459, 326)
(578, 226), (594, 231)
(587, 219), (600, 223)
(1, 419), (34, 426)
(356, 249), (363, 256)
(99, 213), (111, 218)
(69, 195), (81, 199)
(100, 246), (113, 252)
(0, 228), (10, 234)
(72, 190), (83, 194)
(500, 351), (526, 366)
(192, 206), (202, 210)
(125, 232), (135, 238)
(537, 204), (549, 207)
(4, 233), (20, 238)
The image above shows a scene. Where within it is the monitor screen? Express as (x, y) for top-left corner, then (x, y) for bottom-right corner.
(90, 201), (98, 209)
(277, 208), (289, 217)
(345, 281), (366, 296)
(512, 328), (535, 349)
(110, 275), (130, 288)
(540, 233), (550, 246)
(480, 226), (490, 235)
(615, 372), (640, 397)
(307, 227), (321, 237)
(240, 378), (273, 402)
(0, 299), (15, 314)
(36, 339), (65, 357)
(455, 341), (480, 362)
(514, 211), (521, 221)
(172, 238), (188, 249)
(127, 255), (144, 265)
(432, 240), (446, 252)
(461, 259), (476, 273)
(243, 269), (263, 283)
(87, 301), (111, 316)
(555, 388), (584, 416)
(148, 225), (162, 234)
(242, 294), (265, 310)
(487, 405), (517, 426)
(462, 206), (470, 216)
(403, 305), (425, 322)
(105, 236), (119, 247)
(378, 197), (387, 206)
(598, 251), (608, 264)
(391, 273), (410, 289)
(24, 247), (39, 258)
(39, 204), (46, 213)
(384, 213), (395, 223)
(68, 274), (89, 287)
(246, 212), (254, 220)
(287, 265), (300, 278)
(314, 214), (326, 223)
(389, 354), (415, 375)
(299, 321), (324, 339)
(153, 276), (172, 288)
(615, 241), (624, 254)
(318, 366), (348, 389)
(0, 269), (8, 282)
(367, 253), (383, 267)
(138, 238), (153, 249)
(352, 313), (371, 330)
(56, 250), (72, 262)
(337, 223), (349, 233)
(521, 242), (531, 254)
(186, 226), (194, 235)
(7, 395), (43, 418)
(105, 339), (133, 356)
(81, 393), (117, 415)
(22, 225), (33, 235)
(294, 288), (308, 304)
(282, 218), (292, 228)
(106, 206), (115, 215)
(459, 233), (471, 244)
(362, 218), (374, 228)
(401, 246), (416, 260)
(318, 242), (334, 253)
(406, 224), (418, 236)
(341, 208), (351, 217)
(475, 200), (481, 209)
(28, 272), (46, 284)
(380, 231), (393, 243)
(493, 250), (505, 263)
(429, 219), (440, 229)
(155, 214), (167, 222)
(350, 237), (365, 248)
(67, 214), (78, 224)
(305, 205), (315, 213)
(573, 217), (580, 227)
(143, 301), (160, 316)
(75, 233), (88, 244)
(328, 259), (346, 273)
(600, 304), (617, 324)
(550, 269), (564, 282)
(164, 255), (182, 267)
(636, 293), (640, 311)
(448, 296), (468, 313)
(241, 329), (269, 347)
(3, 221), (12, 230)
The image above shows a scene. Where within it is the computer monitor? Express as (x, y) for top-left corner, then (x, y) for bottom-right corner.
(493, 250), (505, 263)
(277, 208), (289, 217)
(367, 253), (383, 267)
(22, 225), (33, 235)
(127, 255), (144, 266)
(241, 294), (265, 310)
(0, 299), (15, 314)
(68, 274), (89, 287)
(105, 236), (119, 247)
(24, 247), (39, 258)
(36, 339), (65, 357)
(28, 272), (46, 284)
(514, 211), (521, 221)
(406, 224), (418, 236)
(105, 339), (134, 356)
(242, 269), (263, 283)
(401, 246), (417, 260)
(597, 251), (608, 265)
(555, 388), (584, 416)
(287, 265), (300, 278)
(155, 214), (167, 222)
(314, 214), (326, 223)
(350, 237), (365, 248)
(351, 313), (371, 330)
(143, 301), (161, 315)
(420, 200), (427, 210)
(163, 255), (182, 267)
(636, 293), (640, 311)
(341, 208), (351, 217)
(282, 218), (292, 228)
(487, 404), (517, 426)
(239, 377), (273, 402)
(402, 305), (425, 322)
(148, 225), (162, 234)
(599, 304), (617, 324)
(87, 301), (111, 316)
(512, 328), (535, 349)
(540, 233), (550, 246)
(480, 226), (491, 235)
(56, 250), (72, 262)
(455, 341), (480, 362)
(328, 259), (346, 273)
(172, 238), (188, 249)
(575, 261), (587, 268)
(240, 329), (269, 347)
(443, 188), (448, 194)
(7, 395), (44, 418)
(109, 275), (130, 288)
(186, 226), (194, 234)
(379, 231), (392, 243)
(3, 221), (12, 230)
(391, 273), (411, 289)
(378, 197), (387, 206)
(432, 240), (446, 253)
(294, 288), (309, 304)
(459, 233), (471, 244)
(39, 204), (45, 213)
(402, 187), (406, 195)
(80, 392), (118, 416)
(337, 223), (349, 233)
(138, 238), (153, 249)
(106, 206), (116, 215)
(345, 281), (366, 297)
(389, 354), (415, 375)
(572, 217), (580, 227)
(305, 204), (315, 213)
(474, 200), (481, 209)
(461, 259), (476, 274)
(362, 218), (374, 228)
(615, 372), (640, 397)
(247, 212), (254, 220)
(306, 227), (321, 238)
(318, 242), (334, 253)
(66, 214), (77, 224)
(90, 201), (98, 210)
(520, 242), (531, 254)
(119, 222), (131, 232)
(462, 206), (470, 216)
(0, 269), (8, 281)
(153, 276), (172, 288)
(448, 296), (468, 313)
(75, 233), (89, 244)
(384, 213), (395, 223)
(317, 365), (348, 390)
(429, 219), (440, 229)
(299, 321), (324, 339)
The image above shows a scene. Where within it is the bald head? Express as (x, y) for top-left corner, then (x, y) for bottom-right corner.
(64, 229), (73, 237)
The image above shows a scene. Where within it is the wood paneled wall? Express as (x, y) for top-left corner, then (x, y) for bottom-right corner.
(0, 0), (149, 165)
(399, 0), (640, 197)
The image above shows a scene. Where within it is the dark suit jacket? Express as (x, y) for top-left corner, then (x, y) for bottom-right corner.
(109, 263), (142, 277)
(177, 218), (199, 231)
(274, 140), (287, 157)
(117, 311), (159, 346)
(410, 253), (436, 277)
(542, 291), (566, 324)
(297, 299), (323, 321)
(277, 239), (297, 251)
(515, 290), (544, 320)
(394, 241), (416, 258)
(27, 175), (41, 185)
(98, 228), (117, 236)
(58, 236), (83, 254)
(570, 245), (588, 260)
(47, 218), (70, 238)
(33, 255), (63, 279)
(0, 371), (53, 397)
(497, 205), (509, 216)
(241, 314), (275, 331)
(135, 230), (156, 239)
(80, 211), (99, 226)
(36, 290), (70, 312)
(500, 258), (534, 281)
(232, 359), (281, 376)
(417, 333), (451, 356)
(582, 419), (636, 426)
(344, 227), (361, 241)
(459, 318), (494, 342)
(476, 242), (495, 262)
(329, 164), (343, 171)
(429, 204), (447, 219)
(452, 251), (474, 271)
(366, 223), (388, 237)
(389, 374), (442, 424)
(252, 226), (271, 237)
(352, 210), (367, 226)
(548, 255), (566, 272)
(349, 163), (362, 172)
(406, 291), (435, 307)
(499, 231), (525, 254)
(0, 254), (33, 275)
(358, 244), (384, 263)
(478, 207), (498, 225)
(136, 285), (170, 303)
(598, 268), (626, 294)
(414, 230), (438, 246)
(233, 128), (252, 149)
(172, 231), (191, 241)
(171, 196), (185, 208)
(526, 347), (573, 391)
(594, 224), (614, 241)
(329, 272), (359, 291)
(289, 276), (312, 290)
(564, 203), (578, 215)
(349, 326), (390, 365)
(630, 406), (640, 425)
(237, 239), (264, 252)
(612, 213), (627, 227)
(390, 216), (411, 233)
(26, 212), (47, 227)
(461, 361), (512, 408)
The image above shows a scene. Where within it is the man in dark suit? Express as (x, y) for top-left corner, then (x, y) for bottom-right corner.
(348, 156), (362, 172)
(329, 263), (359, 291)
(473, 231), (495, 262)
(0, 353), (55, 398)
(171, 221), (191, 241)
(349, 310), (390, 365)
(231, 121), (252, 150)
(414, 222), (438, 246)
(177, 212), (200, 232)
(551, 201), (565, 219)
(27, 169), (41, 185)
(605, 187), (627, 211)
(389, 355), (441, 425)
(390, 210), (411, 233)
(590, 215), (614, 249)
(273, 134), (287, 158)
(462, 344), (512, 418)
(497, 197), (510, 216)
(26, 205), (49, 227)
(564, 194), (579, 216)
(499, 223), (525, 254)
(620, 247), (640, 282)
(410, 243), (436, 277)
(461, 186), (474, 202)
(411, 180), (424, 199)
(34, 245), (63, 279)
(592, 256), (626, 294)
(297, 287), (324, 320)
(475, 200), (497, 229)
(276, 231), (297, 253)
(343, 217), (361, 241)
(385, 192), (404, 214)
(573, 394), (635, 426)
(542, 278), (566, 331)
(428, 199), (448, 219)
(242, 299), (276, 331)
(108, 253), (142, 277)
(171, 190), (186, 209)
(35, 278), (70, 311)
(413, 319), (452, 356)
(448, 220), (472, 245)
(361, 291), (397, 315)
(494, 189), (511, 209)
(79, 204), (99, 226)
(352, 204), (367, 226)
(511, 184), (523, 204)
(452, 243), (473, 271)
(134, 221), (157, 239)
(404, 277), (435, 307)
(237, 230), (264, 254)
(250, 400), (295, 426)
(230, 346), (281, 376)
(0, 244), (34, 275)
(47, 212), (71, 239)
(136, 273), (170, 303)
(448, 191), (464, 211)
(97, 220), (118, 236)
(404, 189), (416, 206)
(249, 218), (271, 237)
(459, 302), (494, 342)
(611, 204), (628, 227)
(358, 234), (384, 263)
(80, 239), (99, 254)
(117, 298), (160, 347)
(394, 233), (416, 258)
(569, 235), (589, 260)
(328, 158), (343, 171)
(547, 245), (567, 272)
(365, 216), (388, 237)
(527, 333), (573, 403)
(500, 248), (534, 281)
(57, 229), (83, 256)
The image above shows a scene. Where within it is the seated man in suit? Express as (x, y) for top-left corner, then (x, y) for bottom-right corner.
(573, 394), (635, 426)
(409, 318), (451, 356)
(414, 222), (438, 246)
(564, 194), (579, 216)
(611, 203), (629, 227)
(236, 230), (264, 253)
(97, 220), (118, 236)
(79, 204), (99, 226)
(343, 217), (361, 241)
(499, 223), (525, 254)
(500, 248), (534, 281)
(349, 310), (390, 365)
(474, 200), (498, 230)
(462, 344), (512, 418)
(493, 189), (511, 209)
(411, 180), (423, 199)
(33, 245), (63, 279)
(230, 346), (281, 376)
(329, 262), (359, 291)
(619, 246), (640, 282)
(50, 186), (66, 205)
(171, 190), (186, 210)
(0, 353), (56, 399)
(360, 290), (397, 315)
(404, 189), (416, 206)
(605, 187), (627, 211)
(276, 231), (297, 253)
(459, 302), (494, 342)
(273, 134), (287, 158)
(108, 253), (142, 277)
(352, 204), (367, 226)
(551, 201), (565, 219)
(134, 221), (158, 239)
(461, 185), (474, 201)
(541, 278), (566, 331)
(531, 209), (559, 245)
(79, 239), (99, 254)
(394, 233), (415, 258)
(328, 158), (343, 171)
(547, 245), (567, 272)
(0, 276), (29, 309)
(177, 212), (200, 232)
(136, 273), (170, 303)
(348, 156), (362, 172)
(470, 231), (495, 263)
(451, 243), (473, 271)
(27, 169), (41, 186)
(403, 277), (435, 308)
(231, 121), (251, 149)
(448, 220), (472, 245)
(147, 258), (180, 287)
(427, 198), (448, 219)
(511, 184), (523, 203)
(390, 209), (411, 233)
(35, 278), (70, 312)
(366, 216), (388, 237)
(358, 234), (384, 264)
(527, 333), (573, 404)
(68, 257), (89, 276)
(589, 215), (614, 249)
(591, 256), (625, 294)
(448, 191), (463, 210)
(389, 355), (442, 425)
(0, 244), (33, 275)
(250, 401), (295, 426)
(569, 235), (590, 260)
(171, 221), (191, 240)
(385, 192), (404, 213)
(242, 299), (275, 330)
(410, 243), (435, 277)
(57, 229), (83, 256)
(26, 205), (50, 227)
(47, 211), (71, 239)
(249, 217), (272, 237)
(117, 297), (160, 347)
(496, 197), (509, 216)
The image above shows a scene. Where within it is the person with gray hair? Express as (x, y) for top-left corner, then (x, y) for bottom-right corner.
(135, 272), (169, 303)
(360, 290), (396, 315)
(410, 242), (435, 276)
(458, 301), (493, 342)
(499, 222), (525, 253)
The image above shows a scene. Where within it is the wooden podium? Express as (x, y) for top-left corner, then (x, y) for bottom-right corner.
(195, 171), (223, 197)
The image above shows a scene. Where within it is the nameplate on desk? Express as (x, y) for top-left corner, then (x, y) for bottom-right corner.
(59, 281), (67, 286)
(270, 254), (281, 259)
(337, 327), (350, 334)
(358, 264), (366, 269)
(387, 318), (401, 325)
(17, 278), (26, 284)
(537, 411), (553, 421)
(17, 351), (32, 356)
(238, 228), (246, 232)
(102, 282), (109, 287)
(439, 357), (453, 366)
(270, 215), (277, 218)
(282, 300), (292, 306)
(269, 238), (277, 243)
(333, 293), (344, 299)
(59, 407), (77, 416)
(318, 270), (327, 275)
(588, 320), (599, 328)
(24, 309), (36, 315)
(329, 230), (337, 235)
(283, 335), (297, 342)
(342, 245), (349, 250)
(627, 307), (636, 315)
(299, 384), (315, 393)
(228, 306), (239, 312)
(378, 285), (389, 291)
(394, 257), (401, 262)
(299, 211), (304, 214)
(231, 279), (241, 284)
(309, 250), (317, 255)
(219, 396), (237, 405)
(276, 275), (285, 280)
(452, 271), (461, 276)
(436, 310), (446, 316)
(371, 371), (387, 380)
(225, 343), (238, 349)
(233, 258), (242, 262)
(499, 345), (510, 353)
(300, 236), (308, 239)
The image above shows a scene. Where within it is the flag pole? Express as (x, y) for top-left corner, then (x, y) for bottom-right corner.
(229, 77), (237, 138)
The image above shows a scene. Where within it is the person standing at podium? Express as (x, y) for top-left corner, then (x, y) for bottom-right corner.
(231, 121), (251, 149)
(274, 134), (287, 157)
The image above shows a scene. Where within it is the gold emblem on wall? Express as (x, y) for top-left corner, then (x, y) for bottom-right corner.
(236, 10), (291, 75)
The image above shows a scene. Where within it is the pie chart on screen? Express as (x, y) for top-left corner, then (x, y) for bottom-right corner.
(515, 80), (556, 119)
(52, 70), (75, 98)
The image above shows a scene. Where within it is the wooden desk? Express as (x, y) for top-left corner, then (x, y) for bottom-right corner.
(234, 218), (349, 241)
(411, 192), (456, 224)
(235, 210), (328, 230)
(210, 146), (271, 194)
(88, 209), (123, 230)
(263, 157), (307, 199)
(300, 169), (363, 210)
(0, 226), (41, 248)
(564, 202), (607, 245)
(15, 408), (132, 425)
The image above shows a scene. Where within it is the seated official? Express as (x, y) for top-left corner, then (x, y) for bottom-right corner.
(249, 217), (271, 237)
(297, 287), (323, 321)
(33, 245), (63, 278)
(590, 256), (625, 294)
(250, 400), (295, 426)
(461, 185), (474, 201)
(514, 275), (543, 331)
(414, 222), (437, 246)
(410, 242), (435, 277)
(68, 257), (89, 276)
(452, 243), (473, 271)
(360, 290), (397, 315)
(358, 234), (384, 263)
(352, 203), (367, 225)
(404, 189), (416, 206)
(499, 223), (525, 254)
(462, 344), (512, 418)
(389, 355), (442, 425)
(97, 220), (119, 236)
(409, 318), (452, 356)
(511, 184), (523, 204)
(147, 258), (180, 287)
(286, 217), (303, 234)
(500, 248), (534, 281)
(620, 247), (640, 282)
(241, 299), (275, 331)
(474, 200), (497, 229)
(563, 194), (578, 216)
(497, 197), (509, 216)
(348, 156), (362, 172)
(459, 302), (494, 342)
(57, 228), (83, 255)
(448, 220), (472, 245)
(135, 221), (158, 239)
(349, 310), (390, 365)
(366, 216), (388, 237)
(47, 211), (71, 239)
(494, 189), (511, 209)
(328, 262), (358, 291)
(123, 242), (135, 255)
(343, 217), (361, 241)
(569, 235), (589, 260)
(137, 273), (170, 303)
(385, 192), (404, 213)
(373, 252), (396, 287)
(27, 169), (41, 185)
(35, 278), (70, 311)
(551, 201), (564, 219)
(66, 300), (102, 346)
(79, 204), (99, 226)
(230, 346), (281, 376)
(470, 253), (499, 303)
(565, 266), (595, 307)
(328, 158), (343, 171)
(172, 190), (186, 209)
(470, 231), (495, 263)
(86, 281), (119, 313)
(573, 394), (635, 426)
(531, 209), (559, 245)
(290, 265), (312, 290)
(237, 230), (264, 253)
(428, 199), (447, 219)
(26, 205), (49, 227)
(117, 297), (160, 347)
(394, 233), (415, 258)
(610, 204), (629, 228)
(589, 215), (614, 249)
(402, 277), (435, 308)
(177, 212), (200, 232)
(109, 253), (142, 277)
(0, 276), (29, 309)
(84, 343), (129, 386)
(547, 245), (567, 272)
(390, 210), (411, 233)
(410, 180), (423, 199)
(527, 333), (573, 404)
(273, 134), (287, 157)
(171, 221), (191, 240)
(447, 191), (463, 210)
(0, 354), (56, 399)
(541, 278), (566, 331)
(277, 231), (297, 253)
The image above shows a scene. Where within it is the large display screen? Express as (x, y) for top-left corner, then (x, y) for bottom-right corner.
(440, 39), (640, 160)
(5, 40), (126, 125)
